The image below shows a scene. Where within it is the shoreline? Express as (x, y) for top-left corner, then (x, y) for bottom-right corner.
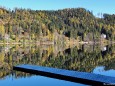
(0, 41), (114, 45)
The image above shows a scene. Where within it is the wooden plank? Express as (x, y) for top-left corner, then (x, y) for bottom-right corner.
(13, 64), (115, 85)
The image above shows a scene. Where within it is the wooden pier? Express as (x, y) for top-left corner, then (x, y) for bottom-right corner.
(13, 64), (115, 85)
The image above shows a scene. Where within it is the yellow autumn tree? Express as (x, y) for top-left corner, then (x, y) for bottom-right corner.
(0, 24), (5, 36)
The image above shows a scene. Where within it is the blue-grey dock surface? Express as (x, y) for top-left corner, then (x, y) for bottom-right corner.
(13, 64), (115, 85)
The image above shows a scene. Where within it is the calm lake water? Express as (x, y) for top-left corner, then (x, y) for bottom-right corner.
(0, 44), (115, 86)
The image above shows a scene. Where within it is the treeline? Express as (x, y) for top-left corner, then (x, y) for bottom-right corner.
(0, 7), (115, 42)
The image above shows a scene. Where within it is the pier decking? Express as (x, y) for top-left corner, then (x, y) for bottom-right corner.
(13, 64), (115, 85)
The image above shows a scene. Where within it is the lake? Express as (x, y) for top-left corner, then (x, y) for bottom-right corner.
(0, 44), (115, 86)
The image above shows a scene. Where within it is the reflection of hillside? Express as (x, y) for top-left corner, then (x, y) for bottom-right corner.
(42, 44), (115, 72)
(0, 45), (13, 79)
(0, 44), (72, 78)
(102, 59), (115, 70)
(0, 44), (114, 79)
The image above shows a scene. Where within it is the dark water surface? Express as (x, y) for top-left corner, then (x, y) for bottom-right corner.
(0, 44), (114, 86)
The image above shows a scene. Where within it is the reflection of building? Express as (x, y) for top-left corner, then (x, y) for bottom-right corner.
(101, 34), (106, 39)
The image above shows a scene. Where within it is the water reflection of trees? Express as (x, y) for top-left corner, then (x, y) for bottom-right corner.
(0, 44), (114, 79)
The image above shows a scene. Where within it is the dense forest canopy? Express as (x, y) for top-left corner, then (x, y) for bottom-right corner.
(0, 7), (115, 43)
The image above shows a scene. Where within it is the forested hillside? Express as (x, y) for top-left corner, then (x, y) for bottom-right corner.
(0, 7), (114, 43)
